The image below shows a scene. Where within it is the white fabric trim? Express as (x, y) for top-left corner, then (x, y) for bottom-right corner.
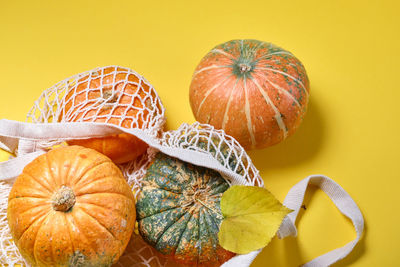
(0, 151), (45, 181)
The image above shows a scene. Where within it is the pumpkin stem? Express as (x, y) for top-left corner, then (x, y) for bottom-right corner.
(239, 63), (251, 73)
(97, 88), (120, 111)
(52, 186), (76, 212)
(102, 88), (119, 103)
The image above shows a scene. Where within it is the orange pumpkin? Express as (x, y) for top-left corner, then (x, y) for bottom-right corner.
(7, 145), (136, 267)
(189, 40), (310, 150)
(63, 66), (154, 164)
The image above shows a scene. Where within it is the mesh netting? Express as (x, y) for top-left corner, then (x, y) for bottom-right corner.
(161, 122), (263, 187)
(0, 181), (27, 266)
(0, 65), (264, 267)
(27, 65), (165, 132)
(122, 149), (157, 199)
(23, 65), (165, 152)
(113, 232), (189, 267)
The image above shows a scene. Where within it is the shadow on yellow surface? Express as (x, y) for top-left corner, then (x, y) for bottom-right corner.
(248, 97), (324, 171)
(333, 225), (367, 267)
(253, 236), (304, 267)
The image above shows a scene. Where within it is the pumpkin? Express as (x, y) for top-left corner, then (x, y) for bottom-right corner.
(7, 145), (136, 267)
(63, 66), (154, 164)
(189, 39), (310, 150)
(136, 152), (235, 267)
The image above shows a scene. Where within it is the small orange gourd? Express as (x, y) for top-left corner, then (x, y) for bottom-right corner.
(64, 66), (152, 164)
(7, 146), (136, 267)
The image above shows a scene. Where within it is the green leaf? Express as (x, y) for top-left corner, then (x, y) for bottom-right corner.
(218, 185), (292, 254)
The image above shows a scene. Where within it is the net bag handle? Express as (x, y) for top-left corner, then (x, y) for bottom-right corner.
(277, 175), (364, 267)
(0, 119), (250, 185)
(0, 119), (126, 180)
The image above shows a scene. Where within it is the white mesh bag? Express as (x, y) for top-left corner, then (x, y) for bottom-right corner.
(0, 66), (364, 267)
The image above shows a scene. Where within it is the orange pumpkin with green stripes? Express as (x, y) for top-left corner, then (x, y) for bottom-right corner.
(189, 39), (309, 150)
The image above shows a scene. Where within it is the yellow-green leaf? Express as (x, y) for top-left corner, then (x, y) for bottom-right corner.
(218, 185), (291, 254)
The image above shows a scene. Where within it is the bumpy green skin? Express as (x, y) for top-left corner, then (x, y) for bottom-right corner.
(136, 152), (235, 266)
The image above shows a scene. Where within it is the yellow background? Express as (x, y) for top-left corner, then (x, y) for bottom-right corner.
(0, 0), (399, 266)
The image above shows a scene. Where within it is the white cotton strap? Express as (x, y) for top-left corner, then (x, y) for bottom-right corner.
(277, 175), (364, 267)
(0, 119), (128, 180)
(0, 151), (45, 181)
(0, 135), (18, 153)
(0, 120), (250, 186)
(0, 119), (123, 141)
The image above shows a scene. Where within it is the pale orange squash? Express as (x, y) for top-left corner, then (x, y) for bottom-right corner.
(189, 40), (310, 150)
(64, 66), (153, 164)
(7, 146), (136, 267)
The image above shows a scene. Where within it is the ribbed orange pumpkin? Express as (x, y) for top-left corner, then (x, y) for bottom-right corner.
(7, 146), (136, 267)
(189, 39), (310, 150)
(64, 66), (151, 164)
